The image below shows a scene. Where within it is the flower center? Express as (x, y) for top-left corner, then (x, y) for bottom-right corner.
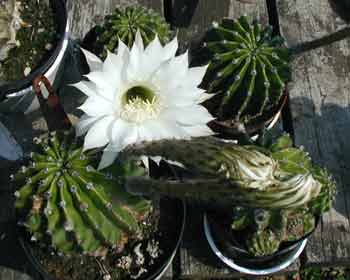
(120, 86), (161, 123)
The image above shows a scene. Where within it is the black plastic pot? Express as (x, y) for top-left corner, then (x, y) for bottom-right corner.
(207, 91), (288, 139)
(0, 0), (69, 100)
(204, 212), (318, 275)
(19, 199), (186, 280)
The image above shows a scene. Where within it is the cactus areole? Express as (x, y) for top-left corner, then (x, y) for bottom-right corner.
(0, 0), (68, 98)
(201, 16), (291, 134)
(14, 131), (152, 256)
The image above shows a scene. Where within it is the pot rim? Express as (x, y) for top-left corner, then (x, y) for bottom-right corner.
(207, 91), (288, 139)
(0, 0), (68, 99)
(203, 212), (307, 276)
(18, 199), (186, 280)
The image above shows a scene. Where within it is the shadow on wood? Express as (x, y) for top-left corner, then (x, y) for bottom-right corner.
(171, 0), (200, 27)
(288, 93), (350, 264)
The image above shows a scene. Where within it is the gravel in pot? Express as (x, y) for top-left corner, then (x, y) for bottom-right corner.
(0, 0), (68, 98)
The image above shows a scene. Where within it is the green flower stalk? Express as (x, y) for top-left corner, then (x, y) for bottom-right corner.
(91, 6), (171, 58)
(14, 131), (151, 256)
(201, 16), (291, 123)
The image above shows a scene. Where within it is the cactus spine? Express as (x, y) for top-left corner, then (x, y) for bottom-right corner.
(92, 6), (171, 58)
(202, 16), (291, 123)
(14, 131), (151, 256)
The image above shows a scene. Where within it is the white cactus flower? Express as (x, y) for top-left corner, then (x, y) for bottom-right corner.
(74, 31), (215, 169)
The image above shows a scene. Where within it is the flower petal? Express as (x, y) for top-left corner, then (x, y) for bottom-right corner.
(81, 48), (103, 72)
(127, 38), (144, 82)
(162, 105), (215, 126)
(140, 119), (189, 140)
(78, 96), (114, 117)
(152, 51), (189, 89)
(165, 87), (207, 106)
(184, 65), (208, 87)
(85, 71), (115, 92)
(183, 124), (215, 137)
(134, 30), (144, 51)
(83, 116), (114, 150)
(98, 147), (119, 170)
(73, 81), (97, 97)
(75, 114), (100, 136)
(162, 36), (178, 59)
(117, 38), (129, 57)
(110, 119), (139, 150)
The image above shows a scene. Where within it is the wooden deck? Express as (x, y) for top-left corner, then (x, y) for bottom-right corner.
(1, 0), (350, 278)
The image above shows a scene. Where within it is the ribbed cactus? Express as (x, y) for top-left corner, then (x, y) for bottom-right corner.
(0, 0), (22, 61)
(14, 131), (151, 256)
(231, 206), (316, 256)
(246, 230), (280, 257)
(201, 16), (291, 123)
(91, 6), (171, 58)
(122, 135), (335, 210)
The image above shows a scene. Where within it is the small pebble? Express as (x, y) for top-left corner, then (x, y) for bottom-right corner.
(45, 43), (53, 51)
(24, 67), (31, 76)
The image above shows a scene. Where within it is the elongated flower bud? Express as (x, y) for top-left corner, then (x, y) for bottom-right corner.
(123, 135), (334, 210)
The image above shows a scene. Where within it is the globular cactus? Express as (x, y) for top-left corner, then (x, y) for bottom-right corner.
(14, 131), (151, 256)
(246, 230), (280, 257)
(122, 135), (333, 210)
(231, 206), (316, 256)
(91, 6), (171, 58)
(201, 16), (291, 123)
(0, 0), (22, 61)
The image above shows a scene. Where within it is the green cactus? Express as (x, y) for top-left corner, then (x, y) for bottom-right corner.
(246, 230), (280, 257)
(91, 6), (171, 58)
(122, 135), (335, 210)
(120, 133), (335, 257)
(14, 131), (151, 256)
(230, 206), (316, 256)
(201, 16), (291, 124)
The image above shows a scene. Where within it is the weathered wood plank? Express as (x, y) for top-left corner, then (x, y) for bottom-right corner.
(66, 0), (164, 40)
(277, 0), (350, 265)
(277, 0), (350, 50)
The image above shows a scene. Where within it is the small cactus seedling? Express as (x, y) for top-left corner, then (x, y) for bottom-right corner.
(201, 16), (291, 124)
(14, 131), (151, 256)
(231, 207), (316, 256)
(91, 6), (171, 58)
